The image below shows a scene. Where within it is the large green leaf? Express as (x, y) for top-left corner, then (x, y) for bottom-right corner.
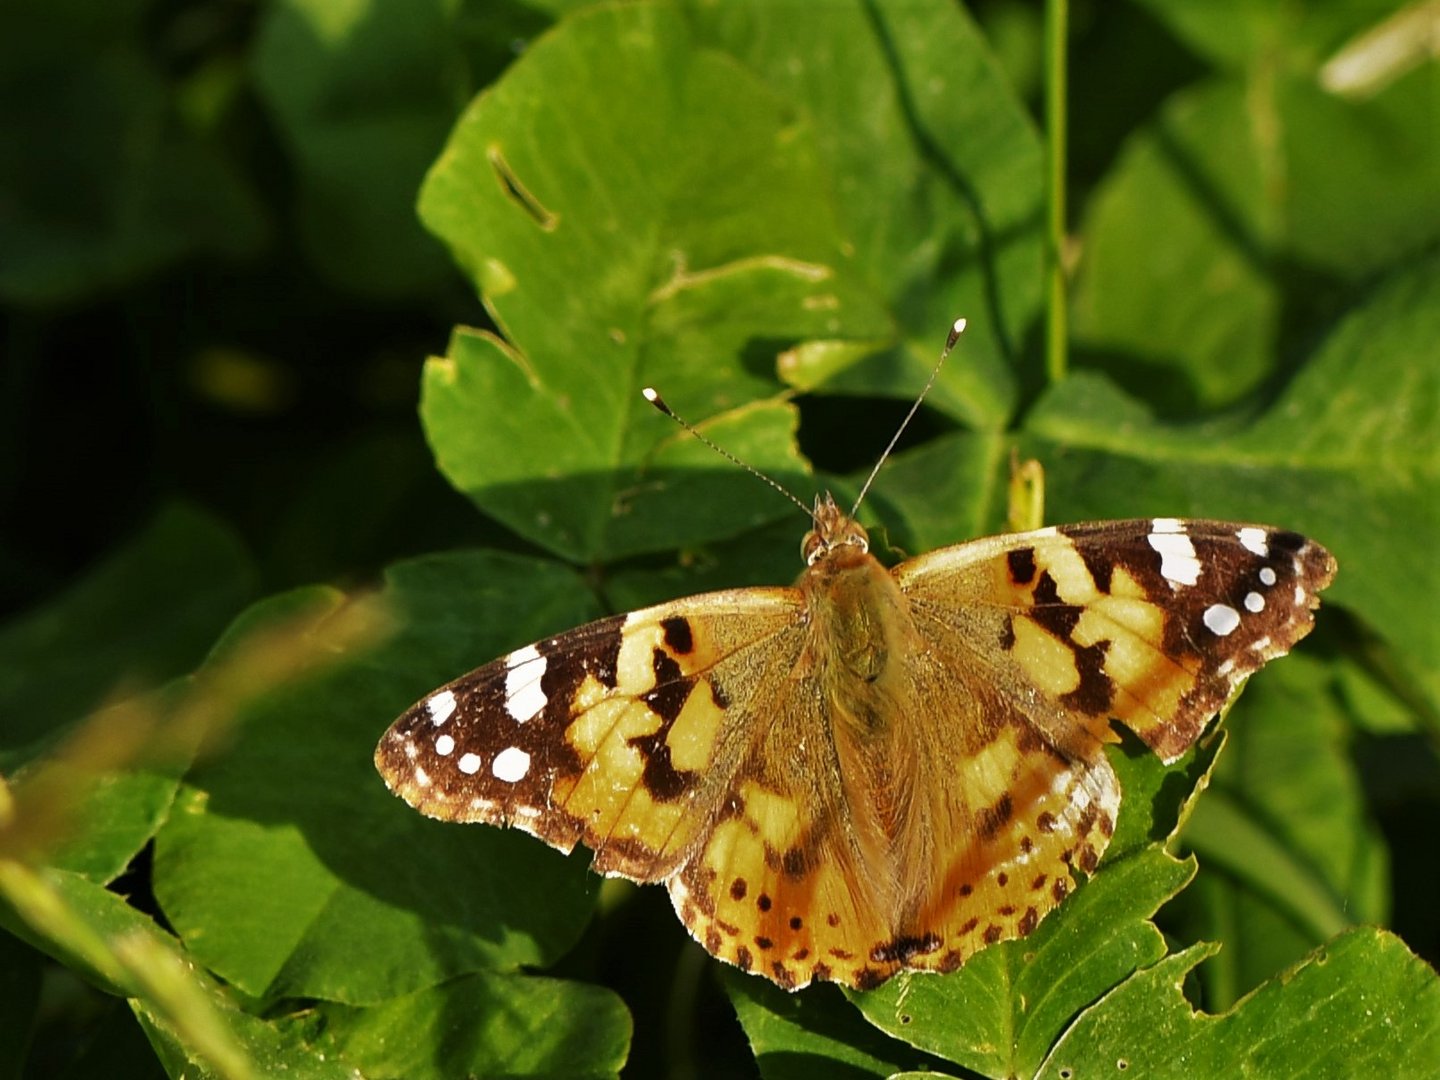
(1133, 0), (1411, 71)
(1072, 58), (1438, 411)
(417, 0), (1043, 562)
(1071, 78), (1277, 410)
(689, 0), (1045, 418)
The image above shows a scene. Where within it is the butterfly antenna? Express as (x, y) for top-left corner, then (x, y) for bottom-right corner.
(848, 317), (967, 516)
(642, 387), (813, 517)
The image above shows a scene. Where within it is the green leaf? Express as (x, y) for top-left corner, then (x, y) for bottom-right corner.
(854, 431), (1009, 556)
(1276, 64), (1439, 277)
(133, 1000), (353, 1080)
(1071, 78), (1277, 410)
(417, 0), (1043, 560)
(851, 849), (1194, 1079)
(1072, 63), (1438, 410)
(1104, 730), (1223, 865)
(421, 329), (810, 563)
(689, 0), (1044, 423)
(726, 974), (939, 1080)
(2, 861), (623, 1080)
(1171, 653), (1389, 1007)
(1036, 929), (1440, 1077)
(17, 739), (186, 886)
(314, 972), (631, 1079)
(151, 552), (603, 1003)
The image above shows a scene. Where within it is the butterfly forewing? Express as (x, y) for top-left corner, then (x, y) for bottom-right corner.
(375, 589), (805, 878)
(898, 518), (1337, 760)
(376, 511), (1335, 991)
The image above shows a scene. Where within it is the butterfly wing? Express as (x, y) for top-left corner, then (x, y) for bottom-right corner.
(374, 587), (808, 881)
(871, 518), (1336, 978)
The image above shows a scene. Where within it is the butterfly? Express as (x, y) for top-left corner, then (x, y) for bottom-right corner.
(375, 485), (1335, 990)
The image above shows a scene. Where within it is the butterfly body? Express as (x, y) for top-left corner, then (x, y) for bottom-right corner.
(377, 495), (1335, 990)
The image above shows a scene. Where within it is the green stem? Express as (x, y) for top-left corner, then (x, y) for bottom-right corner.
(1045, 0), (1069, 382)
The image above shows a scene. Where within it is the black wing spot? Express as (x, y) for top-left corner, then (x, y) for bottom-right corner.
(1008, 547), (1037, 585)
(661, 616), (694, 654)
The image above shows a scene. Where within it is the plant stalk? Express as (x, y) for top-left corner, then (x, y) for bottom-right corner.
(1045, 0), (1069, 382)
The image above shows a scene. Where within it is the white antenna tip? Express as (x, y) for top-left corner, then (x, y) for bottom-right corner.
(945, 317), (968, 352)
(642, 386), (675, 417)
(952, 317), (967, 334)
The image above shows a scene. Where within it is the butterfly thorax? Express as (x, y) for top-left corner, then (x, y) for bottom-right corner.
(797, 493), (920, 726)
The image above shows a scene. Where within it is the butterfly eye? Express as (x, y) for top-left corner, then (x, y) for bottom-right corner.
(801, 530), (826, 565)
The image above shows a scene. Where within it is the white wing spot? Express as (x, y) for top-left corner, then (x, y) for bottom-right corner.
(1148, 524), (1201, 586)
(1259, 566), (1278, 586)
(403, 742), (417, 760)
(1251, 635), (1272, 652)
(1244, 591), (1265, 613)
(1238, 527), (1269, 556)
(426, 690), (457, 726)
(504, 645), (548, 724)
(1203, 603), (1241, 636)
(458, 752), (482, 775)
(1294, 584), (1306, 604)
(492, 746), (531, 783)
(434, 733), (455, 756)
(414, 765), (431, 787)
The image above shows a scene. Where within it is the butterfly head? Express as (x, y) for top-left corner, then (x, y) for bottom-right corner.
(802, 492), (871, 566)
